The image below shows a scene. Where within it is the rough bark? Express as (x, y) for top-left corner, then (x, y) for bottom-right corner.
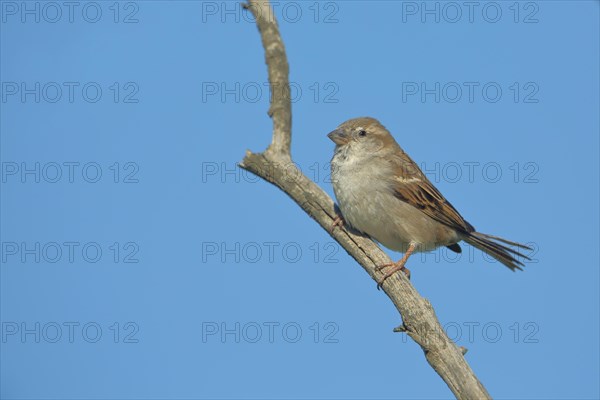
(238, 1), (492, 398)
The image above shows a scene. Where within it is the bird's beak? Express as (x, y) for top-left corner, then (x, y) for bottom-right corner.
(328, 129), (349, 145)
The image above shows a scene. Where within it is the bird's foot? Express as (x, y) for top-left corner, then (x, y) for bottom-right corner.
(375, 243), (417, 290)
(376, 264), (411, 290)
(330, 215), (345, 234)
(374, 262), (394, 272)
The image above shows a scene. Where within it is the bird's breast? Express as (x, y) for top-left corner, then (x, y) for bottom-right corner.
(331, 153), (459, 252)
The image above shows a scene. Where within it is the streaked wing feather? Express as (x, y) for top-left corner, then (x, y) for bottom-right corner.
(391, 153), (474, 233)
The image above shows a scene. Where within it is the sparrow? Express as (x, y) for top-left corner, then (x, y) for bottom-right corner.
(328, 117), (531, 288)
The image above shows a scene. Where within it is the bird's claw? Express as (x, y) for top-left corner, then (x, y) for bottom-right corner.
(375, 243), (416, 290)
(376, 265), (411, 290)
(330, 215), (345, 234)
(374, 262), (394, 272)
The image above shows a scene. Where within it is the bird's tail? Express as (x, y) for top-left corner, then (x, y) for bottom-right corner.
(464, 232), (532, 271)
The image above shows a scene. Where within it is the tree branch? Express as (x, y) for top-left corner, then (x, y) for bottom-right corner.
(243, 0), (291, 162)
(238, 1), (491, 398)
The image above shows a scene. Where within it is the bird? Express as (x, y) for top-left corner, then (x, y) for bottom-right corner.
(327, 117), (531, 289)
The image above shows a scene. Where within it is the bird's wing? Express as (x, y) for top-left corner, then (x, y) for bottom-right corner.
(390, 152), (475, 234)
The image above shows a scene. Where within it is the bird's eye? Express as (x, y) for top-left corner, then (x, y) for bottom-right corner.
(358, 130), (367, 137)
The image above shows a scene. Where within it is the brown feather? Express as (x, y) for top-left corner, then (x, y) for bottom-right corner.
(390, 151), (475, 234)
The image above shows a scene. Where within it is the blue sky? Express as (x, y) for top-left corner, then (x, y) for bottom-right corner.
(1, 1), (599, 399)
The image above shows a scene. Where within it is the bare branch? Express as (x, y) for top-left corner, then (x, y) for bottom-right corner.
(239, 1), (492, 399)
(245, 0), (292, 162)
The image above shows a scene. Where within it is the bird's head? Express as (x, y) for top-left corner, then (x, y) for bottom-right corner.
(327, 117), (397, 155)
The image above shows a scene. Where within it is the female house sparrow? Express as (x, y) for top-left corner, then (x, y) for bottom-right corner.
(328, 117), (531, 288)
